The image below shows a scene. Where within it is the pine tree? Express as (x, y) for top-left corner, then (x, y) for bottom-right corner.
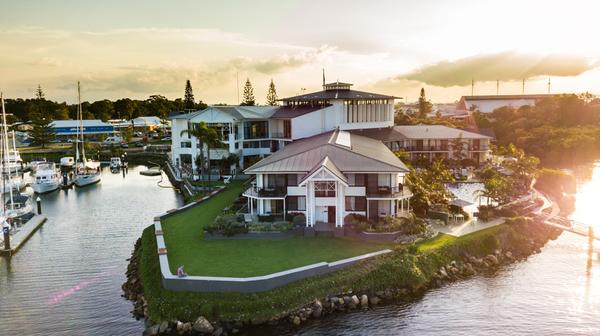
(417, 88), (433, 118)
(30, 84), (55, 148)
(241, 78), (255, 106)
(184, 80), (195, 110)
(266, 79), (278, 106)
(35, 84), (45, 100)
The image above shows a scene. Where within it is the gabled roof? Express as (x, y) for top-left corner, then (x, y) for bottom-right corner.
(281, 89), (397, 102)
(244, 129), (409, 174)
(298, 156), (348, 186)
(168, 106), (278, 121)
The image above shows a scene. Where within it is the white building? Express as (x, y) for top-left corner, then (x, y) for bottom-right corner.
(169, 81), (397, 178)
(457, 94), (556, 113)
(243, 129), (412, 235)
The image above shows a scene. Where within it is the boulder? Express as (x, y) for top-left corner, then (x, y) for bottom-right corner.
(351, 295), (360, 305)
(338, 297), (345, 305)
(143, 324), (159, 336)
(485, 254), (499, 265)
(158, 321), (169, 334)
(439, 267), (449, 278)
(360, 295), (369, 307)
(505, 251), (513, 260)
(369, 296), (381, 305)
(292, 316), (301, 325)
(312, 300), (323, 318)
(213, 327), (223, 336)
(176, 321), (185, 332)
(183, 322), (193, 332)
(343, 296), (352, 305)
(193, 316), (214, 334)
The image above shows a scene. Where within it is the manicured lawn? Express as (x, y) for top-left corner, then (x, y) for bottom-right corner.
(417, 233), (457, 252)
(161, 181), (393, 277)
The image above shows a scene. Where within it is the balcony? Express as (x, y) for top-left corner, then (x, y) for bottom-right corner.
(366, 186), (412, 199)
(270, 132), (290, 139)
(243, 186), (287, 198)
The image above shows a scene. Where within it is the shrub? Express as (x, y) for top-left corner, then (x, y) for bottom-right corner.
(292, 214), (306, 226)
(344, 213), (371, 231)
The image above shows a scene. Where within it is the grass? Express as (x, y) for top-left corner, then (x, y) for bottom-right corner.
(162, 181), (393, 277)
(139, 220), (526, 322)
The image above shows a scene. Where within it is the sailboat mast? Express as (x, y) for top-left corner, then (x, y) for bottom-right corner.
(1, 93), (13, 211)
(75, 82), (80, 164)
(79, 82), (86, 163)
(0, 93), (5, 215)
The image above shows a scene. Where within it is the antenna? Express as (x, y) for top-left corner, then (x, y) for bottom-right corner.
(471, 79), (474, 96)
(496, 80), (499, 95)
(547, 77), (551, 94)
(522, 78), (525, 94)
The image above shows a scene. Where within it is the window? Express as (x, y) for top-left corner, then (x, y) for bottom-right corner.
(287, 196), (306, 211)
(345, 196), (366, 211)
(314, 181), (336, 197)
(287, 174), (298, 186)
(283, 119), (291, 138)
(180, 141), (191, 148)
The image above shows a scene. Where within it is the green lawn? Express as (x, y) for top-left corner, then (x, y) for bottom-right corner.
(161, 181), (393, 277)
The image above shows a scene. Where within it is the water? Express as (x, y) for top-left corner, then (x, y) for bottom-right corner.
(1, 166), (599, 335)
(0, 166), (183, 335)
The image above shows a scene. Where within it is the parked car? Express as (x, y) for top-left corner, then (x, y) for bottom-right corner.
(134, 141), (145, 147)
(161, 136), (171, 141)
(120, 142), (129, 148)
(102, 136), (123, 147)
(134, 131), (143, 137)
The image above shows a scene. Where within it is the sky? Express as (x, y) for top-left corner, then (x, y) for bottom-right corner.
(1, 0), (600, 104)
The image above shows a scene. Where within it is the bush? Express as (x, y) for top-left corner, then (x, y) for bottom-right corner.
(206, 215), (247, 236)
(286, 212), (304, 223)
(292, 214), (306, 226)
(344, 213), (371, 231)
(247, 221), (293, 233)
(257, 214), (275, 222)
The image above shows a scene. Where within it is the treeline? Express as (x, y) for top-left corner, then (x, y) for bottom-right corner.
(476, 94), (600, 166)
(3, 95), (208, 123)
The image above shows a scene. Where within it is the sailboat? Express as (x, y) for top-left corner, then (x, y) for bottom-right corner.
(73, 82), (101, 188)
(0, 93), (34, 224)
(0, 94), (23, 195)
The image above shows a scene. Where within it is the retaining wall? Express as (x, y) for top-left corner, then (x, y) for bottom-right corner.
(153, 191), (392, 293)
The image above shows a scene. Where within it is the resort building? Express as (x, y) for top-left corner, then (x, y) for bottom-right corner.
(169, 80), (398, 178)
(50, 119), (115, 137)
(242, 129), (412, 234)
(352, 125), (492, 164)
(456, 94), (556, 113)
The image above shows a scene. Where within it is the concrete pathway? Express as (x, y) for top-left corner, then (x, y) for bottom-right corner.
(0, 215), (47, 256)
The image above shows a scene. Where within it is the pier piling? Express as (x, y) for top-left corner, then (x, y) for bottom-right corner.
(36, 197), (42, 215)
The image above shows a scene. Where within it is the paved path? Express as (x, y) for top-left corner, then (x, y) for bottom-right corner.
(0, 215), (47, 256)
(431, 188), (554, 238)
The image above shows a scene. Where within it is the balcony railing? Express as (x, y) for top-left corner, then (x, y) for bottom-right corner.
(243, 186), (287, 198)
(366, 186), (412, 198)
(400, 145), (489, 152)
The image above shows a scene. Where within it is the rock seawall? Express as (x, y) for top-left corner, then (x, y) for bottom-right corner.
(123, 218), (561, 335)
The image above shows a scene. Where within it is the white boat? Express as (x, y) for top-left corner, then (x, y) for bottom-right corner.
(110, 157), (122, 170)
(73, 82), (101, 188)
(27, 157), (47, 172)
(31, 163), (61, 194)
(4, 194), (35, 224)
(60, 156), (75, 167)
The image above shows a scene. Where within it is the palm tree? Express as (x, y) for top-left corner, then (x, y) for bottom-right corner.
(203, 127), (221, 192)
(180, 122), (219, 189)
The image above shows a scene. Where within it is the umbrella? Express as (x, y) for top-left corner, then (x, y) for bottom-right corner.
(450, 198), (473, 208)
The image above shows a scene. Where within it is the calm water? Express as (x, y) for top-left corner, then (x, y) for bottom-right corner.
(0, 166), (182, 335)
(1, 166), (599, 335)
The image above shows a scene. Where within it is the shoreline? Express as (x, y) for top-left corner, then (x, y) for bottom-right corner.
(123, 217), (561, 335)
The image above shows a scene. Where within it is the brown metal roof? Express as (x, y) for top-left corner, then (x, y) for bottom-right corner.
(271, 105), (324, 119)
(351, 125), (492, 142)
(281, 89), (397, 102)
(244, 129), (409, 174)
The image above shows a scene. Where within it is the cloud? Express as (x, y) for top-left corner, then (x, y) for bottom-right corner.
(396, 52), (597, 87)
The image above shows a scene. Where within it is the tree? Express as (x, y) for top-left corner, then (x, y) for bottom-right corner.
(146, 95), (171, 119)
(35, 85), (45, 100)
(30, 111), (55, 148)
(180, 122), (220, 191)
(184, 80), (195, 110)
(450, 133), (466, 165)
(405, 159), (454, 215)
(266, 79), (278, 106)
(417, 88), (433, 118)
(114, 98), (135, 120)
(241, 78), (255, 106)
(53, 104), (69, 120)
(89, 99), (114, 121)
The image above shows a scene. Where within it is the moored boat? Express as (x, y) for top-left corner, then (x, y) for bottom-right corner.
(31, 162), (61, 194)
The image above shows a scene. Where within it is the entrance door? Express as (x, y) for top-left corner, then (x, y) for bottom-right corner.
(327, 206), (336, 224)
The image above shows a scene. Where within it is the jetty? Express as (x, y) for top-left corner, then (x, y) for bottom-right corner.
(0, 215), (47, 256)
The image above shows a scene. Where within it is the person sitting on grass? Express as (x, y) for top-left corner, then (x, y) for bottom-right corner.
(177, 265), (188, 278)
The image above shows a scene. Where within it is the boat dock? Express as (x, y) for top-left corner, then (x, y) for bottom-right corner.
(0, 215), (47, 256)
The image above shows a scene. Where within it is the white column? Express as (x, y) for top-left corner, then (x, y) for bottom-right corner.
(391, 200), (396, 217)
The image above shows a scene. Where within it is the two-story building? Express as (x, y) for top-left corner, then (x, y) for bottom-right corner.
(169, 81), (398, 177)
(352, 125), (492, 164)
(242, 129), (412, 235)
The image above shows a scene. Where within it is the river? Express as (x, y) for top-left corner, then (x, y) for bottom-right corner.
(0, 165), (182, 335)
(1, 166), (599, 335)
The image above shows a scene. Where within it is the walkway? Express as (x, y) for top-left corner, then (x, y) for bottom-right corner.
(0, 215), (47, 256)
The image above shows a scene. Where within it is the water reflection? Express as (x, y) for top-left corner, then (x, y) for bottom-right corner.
(0, 165), (183, 336)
